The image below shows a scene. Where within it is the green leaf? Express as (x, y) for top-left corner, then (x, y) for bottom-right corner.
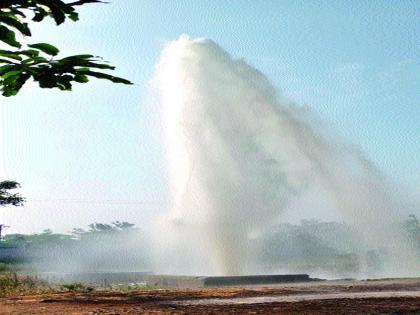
(0, 14), (31, 36)
(0, 59), (15, 65)
(21, 56), (49, 64)
(37, 75), (58, 88)
(49, 6), (66, 25)
(1, 72), (30, 97)
(0, 50), (22, 61)
(2, 70), (21, 79)
(9, 8), (26, 19)
(74, 74), (89, 83)
(0, 64), (16, 72)
(60, 54), (95, 61)
(28, 43), (60, 56)
(32, 7), (47, 22)
(81, 70), (133, 85)
(56, 75), (73, 90)
(68, 12), (79, 22)
(35, 0), (67, 25)
(80, 61), (115, 70)
(20, 49), (40, 57)
(0, 25), (21, 48)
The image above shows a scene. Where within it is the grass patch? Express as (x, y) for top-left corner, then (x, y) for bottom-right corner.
(0, 273), (51, 296)
(0, 272), (160, 296)
(61, 282), (94, 293)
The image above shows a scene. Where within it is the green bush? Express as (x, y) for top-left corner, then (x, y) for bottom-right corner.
(61, 282), (94, 293)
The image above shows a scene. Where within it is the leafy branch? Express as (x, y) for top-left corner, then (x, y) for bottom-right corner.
(0, 0), (132, 97)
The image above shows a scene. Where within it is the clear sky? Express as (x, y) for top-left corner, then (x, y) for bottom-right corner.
(1, 1), (419, 233)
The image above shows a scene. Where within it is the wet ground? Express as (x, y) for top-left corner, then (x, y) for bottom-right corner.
(1, 278), (420, 314)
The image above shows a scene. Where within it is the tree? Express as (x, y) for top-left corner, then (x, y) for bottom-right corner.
(0, 0), (133, 97)
(72, 221), (136, 237)
(0, 181), (24, 239)
(0, 180), (24, 206)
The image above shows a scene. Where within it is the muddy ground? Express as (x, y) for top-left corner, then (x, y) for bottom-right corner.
(2, 278), (420, 314)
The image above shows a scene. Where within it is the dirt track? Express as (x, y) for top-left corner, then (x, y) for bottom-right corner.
(2, 278), (420, 314)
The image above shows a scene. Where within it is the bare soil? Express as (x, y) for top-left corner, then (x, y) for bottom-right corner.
(2, 278), (420, 314)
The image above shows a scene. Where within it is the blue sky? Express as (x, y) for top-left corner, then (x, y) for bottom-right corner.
(1, 1), (419, 233)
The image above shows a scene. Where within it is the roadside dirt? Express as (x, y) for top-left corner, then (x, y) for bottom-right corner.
(2, 278), (420, 314)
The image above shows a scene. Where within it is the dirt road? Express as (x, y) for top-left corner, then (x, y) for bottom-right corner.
(2, 278), (420, 314)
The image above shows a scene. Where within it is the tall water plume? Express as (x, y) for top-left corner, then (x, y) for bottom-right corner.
(152, 36), (414, 276)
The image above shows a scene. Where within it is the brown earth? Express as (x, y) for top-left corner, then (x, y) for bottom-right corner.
(2, 278), (420, 314)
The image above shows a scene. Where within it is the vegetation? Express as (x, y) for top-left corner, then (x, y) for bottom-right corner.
(0, 1), (134, 212)
(0, 0), (132, 97)
(1, 216), (419, 278)
(1, 221), (150, 272)
(61, 282), (93, 293)
(3, 221), (138, 247)
(0, 262), (19, 272)
(0, 272), (50, 296)
(0, 181), (24, 206)
(0, 273), (96, 296)
(257, 215), (420, 277)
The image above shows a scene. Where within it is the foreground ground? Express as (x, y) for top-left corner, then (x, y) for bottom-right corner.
(1, 278), (420, 314)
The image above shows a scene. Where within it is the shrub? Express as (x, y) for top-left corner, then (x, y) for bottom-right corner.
(61, 282), (94, 293)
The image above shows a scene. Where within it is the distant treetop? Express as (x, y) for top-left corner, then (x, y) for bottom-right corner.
(0, 180), (24, 206)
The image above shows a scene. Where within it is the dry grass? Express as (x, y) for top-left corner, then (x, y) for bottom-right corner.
(0, 272), (52, 296)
